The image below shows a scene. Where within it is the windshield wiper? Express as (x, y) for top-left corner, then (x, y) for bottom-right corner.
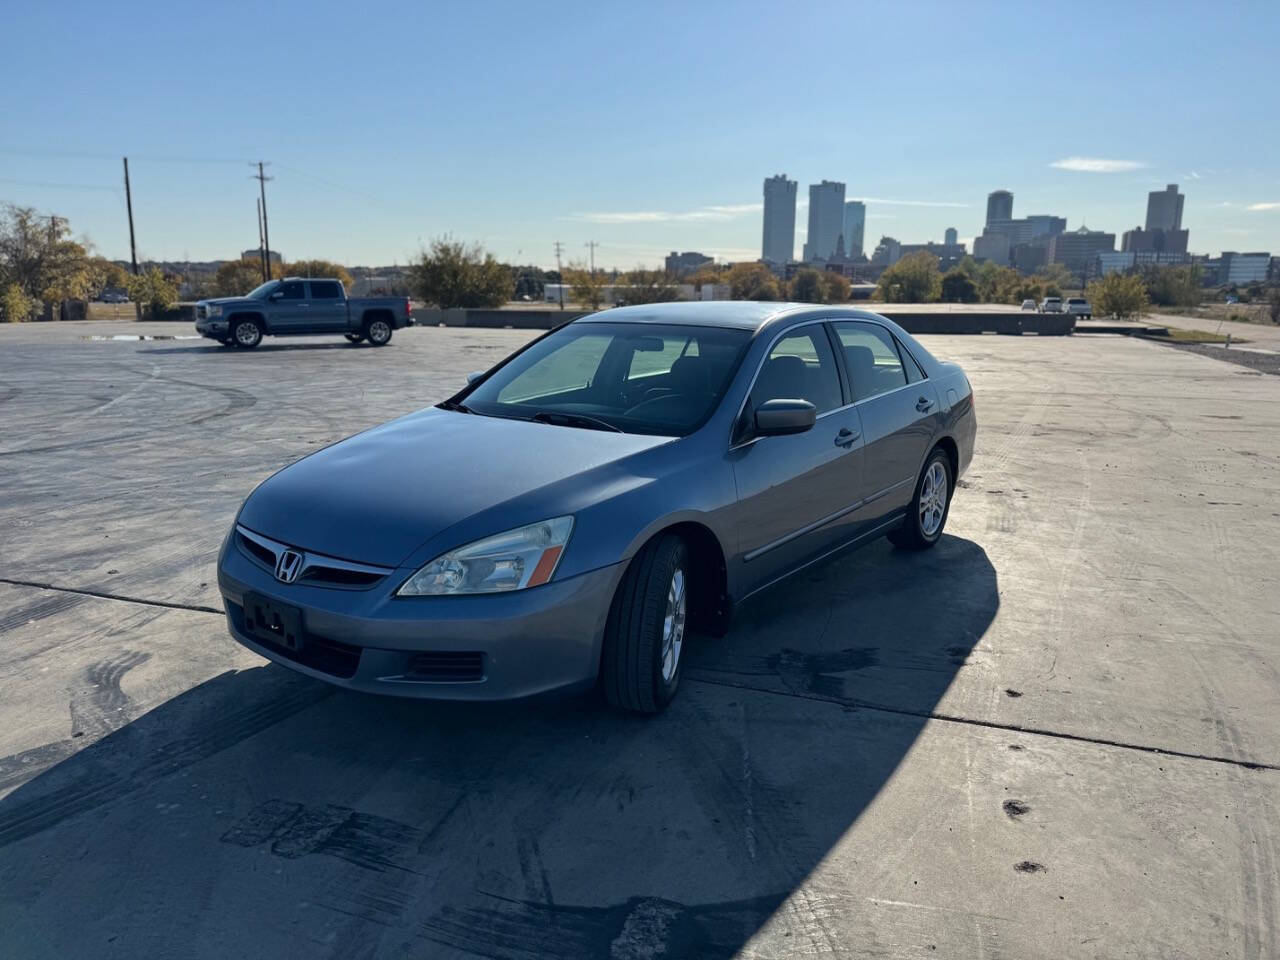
(528, 411), (622, 433)
(438, 399), (474, 414)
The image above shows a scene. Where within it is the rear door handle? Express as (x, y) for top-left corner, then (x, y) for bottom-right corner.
(835, 427), (859, 448)
(915, 396), (934, 412)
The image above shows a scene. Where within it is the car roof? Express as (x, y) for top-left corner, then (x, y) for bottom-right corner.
(574, 300), (890, 333)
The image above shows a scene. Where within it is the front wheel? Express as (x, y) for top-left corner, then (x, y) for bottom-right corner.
(363, 317), (393, 346)
(602, 534), (688, 713)
(231, 318), (263, 349)
(888, 449), (952, 550)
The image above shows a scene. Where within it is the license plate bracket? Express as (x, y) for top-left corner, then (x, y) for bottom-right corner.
(243, 592), (305, 651)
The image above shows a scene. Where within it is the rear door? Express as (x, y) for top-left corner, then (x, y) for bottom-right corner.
(268, 280), (310, 333)
(306, 281), (348, 331)
(830, 321), (938, 528)
(730, 323), (864, 594)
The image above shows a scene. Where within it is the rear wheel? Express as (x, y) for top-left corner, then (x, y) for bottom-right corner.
(363, 316), (392, 346)
(888, 448), (952, 550)
(602, 534), (688, 713)
(231, 318), (263, 349)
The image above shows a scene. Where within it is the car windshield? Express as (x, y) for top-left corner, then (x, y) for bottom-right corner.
(246, 280), (280, 299)
(458, 321), (752, 436)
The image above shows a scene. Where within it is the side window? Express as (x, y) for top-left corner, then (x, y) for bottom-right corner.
(278, 281), (306, 300)
(897, 338), (926, 383)
(309, 281), (342, 299)
(749, 328), (843, 416)
(832, 322), (907, 401)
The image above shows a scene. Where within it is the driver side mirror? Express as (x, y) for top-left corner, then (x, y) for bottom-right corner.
(466, 370), (486, 385)
(268, 292), (282, 301)
(754, 398), (816, 437)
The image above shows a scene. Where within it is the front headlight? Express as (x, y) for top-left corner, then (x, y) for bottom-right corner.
(397, 517), (574, 596)
(209, 305), (223, 318)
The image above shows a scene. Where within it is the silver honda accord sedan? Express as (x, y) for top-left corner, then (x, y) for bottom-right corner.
(217, 302), (975, 712)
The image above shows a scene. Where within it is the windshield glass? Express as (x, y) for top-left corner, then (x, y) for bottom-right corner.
(246, 280), (280, 299)
(460, 322), (751, 436)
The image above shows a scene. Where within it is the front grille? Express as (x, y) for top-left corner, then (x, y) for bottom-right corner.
(300, 565), (385, 588)
(405, 651), (485, 682)
(229, 601), (361, 679)
(196, 305), (207, 319)
(238, 531), (277, 568)
(234, 525), (390, 590)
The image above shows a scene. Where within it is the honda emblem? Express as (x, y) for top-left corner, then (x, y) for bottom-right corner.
(275, 549), (304, 584)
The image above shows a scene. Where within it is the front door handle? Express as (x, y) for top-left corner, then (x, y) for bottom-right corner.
(835, 427), (859, 448)
(915, 396), (934, 412)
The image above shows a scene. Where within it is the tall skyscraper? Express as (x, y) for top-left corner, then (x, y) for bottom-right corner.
(842, 200), (866, 259)
(986, 190), (1013, 226)
(944, 227), (957, 246)
(803, 180), (846, 262)
(761, 174), (797, 265)
(1145, 184), (1184, 232)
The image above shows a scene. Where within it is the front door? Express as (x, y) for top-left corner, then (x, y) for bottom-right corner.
(731, 324), (864, 595)
(831, 321), (939, 528)
(268, 280), (310, 333)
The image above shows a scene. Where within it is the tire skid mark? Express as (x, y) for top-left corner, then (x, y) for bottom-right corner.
(0, 677), (333, 848)
(68, 650), (150, 740)
(0, 590), (85, 637)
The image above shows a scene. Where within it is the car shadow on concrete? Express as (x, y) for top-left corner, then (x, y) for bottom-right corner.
(140, 341), (373, 355)
(0, 534), (996, 959)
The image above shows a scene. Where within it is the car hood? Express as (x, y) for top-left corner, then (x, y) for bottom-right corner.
(237, 408), (671, 566)
(199, 296), (256, 307)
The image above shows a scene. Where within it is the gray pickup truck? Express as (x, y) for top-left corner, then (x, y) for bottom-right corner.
(194, 278), (413, 348)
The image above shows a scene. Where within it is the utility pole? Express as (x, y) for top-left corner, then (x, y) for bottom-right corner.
(585, 240), (599, 274)
(252, 161), (273, 277)
(256, 198), (267, 281)
(122, 158), (138, 276)
(553, 241), (565, 310)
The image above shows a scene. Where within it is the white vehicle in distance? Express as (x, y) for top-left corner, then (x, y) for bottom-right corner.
(1039, 297), (1064, 314)
(1064, 297), (1092, 320)
(1020, 299), (1037, 311)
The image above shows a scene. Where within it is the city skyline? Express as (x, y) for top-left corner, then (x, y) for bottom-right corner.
(2, 1), (1277, 269)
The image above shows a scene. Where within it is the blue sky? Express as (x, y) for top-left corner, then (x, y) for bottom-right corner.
(2, 0), (1277, 268)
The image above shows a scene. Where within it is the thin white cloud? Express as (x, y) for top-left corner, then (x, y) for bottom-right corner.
(1050, 157), (1148, 173)
(854, 197), (968, 208)
(1246, 202), (1280, 211)
(566, 202), (760, 224)
(1184, 171), (1202, 180)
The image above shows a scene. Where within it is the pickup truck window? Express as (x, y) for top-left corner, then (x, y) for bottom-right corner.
(309, 281), (343, 299)
(279, 281), (306, 300)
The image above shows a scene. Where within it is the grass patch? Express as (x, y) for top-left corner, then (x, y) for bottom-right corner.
(1146, 327), (1238, 344)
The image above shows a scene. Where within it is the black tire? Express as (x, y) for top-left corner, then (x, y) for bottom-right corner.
(363, 315), (393, 346)
(218, 338), (236, 347)
(602, 533), (688, 713)
(344, 333), (364, 344)
(888, 448), (952, 550)
(230, 317), (263, 349)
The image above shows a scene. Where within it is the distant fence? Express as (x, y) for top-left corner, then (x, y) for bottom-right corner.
(413, 307), (1076, 336)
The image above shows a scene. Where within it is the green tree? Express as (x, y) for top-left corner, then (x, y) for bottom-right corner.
(1141, 265), (1202, 307)
(2, 283), (36, 322)
(563, 262), (609, 310)
(0, 205), (93, 316)
(687, 265), (725, 292)
(127, 267), (179, 319)
(788, 268), (825, 303)
(408, 237), (512, 309)
(1267, 287), (1280, 324)
(940, 268), (978, 303)
(85, 257), (130, 299)
(284, 259), (354, 290)
(1088, 272), (1148, 319)
(213, 258), (275, 297)
(821, 271), (851, 304)
(1035, 262), (1074, 294)
(876, 251), (941, 302)
(725, 262), (781, 300)
(617, 267), (679, 305)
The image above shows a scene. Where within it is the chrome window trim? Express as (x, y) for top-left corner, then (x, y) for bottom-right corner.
(235, 524), (394, 580)
(728, 315), (929, 449)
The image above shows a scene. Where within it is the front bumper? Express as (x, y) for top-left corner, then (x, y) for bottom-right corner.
(217, 536), (625, 701)
(195, 316), (228, 340)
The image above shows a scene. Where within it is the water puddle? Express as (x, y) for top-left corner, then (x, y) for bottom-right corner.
(82, 334), (203, 342)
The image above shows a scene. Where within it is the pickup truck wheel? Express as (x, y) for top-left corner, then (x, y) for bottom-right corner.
(232, 318), (263, 349)
(344, 333), (364, 344)
(363, 317), (393, 346)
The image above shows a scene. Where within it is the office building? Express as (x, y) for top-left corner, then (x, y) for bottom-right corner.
(842, 201), (866, 259)
(761, 174), (797, 265)
(1048, 227), (1115, 275)
(242, 247), (282, 265)
(870, 236), (902, 267)
(803, 180), (846, 262)
(986, 190), (1013, 226)
(1146, 183), (1185, 232)
(973, 231), (1010, 265)
(898, 241), (967, 272)
(664, 251), (713, 276)
(1097, 250), (1195, 276)
(1218, 252), (1271, 286)
(944, 227), (957, 246)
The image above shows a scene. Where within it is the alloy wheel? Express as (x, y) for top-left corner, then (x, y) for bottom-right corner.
(660, 567), (687, 683)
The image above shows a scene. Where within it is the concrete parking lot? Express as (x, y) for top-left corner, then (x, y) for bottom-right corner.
(1, 320), (1277, 959)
